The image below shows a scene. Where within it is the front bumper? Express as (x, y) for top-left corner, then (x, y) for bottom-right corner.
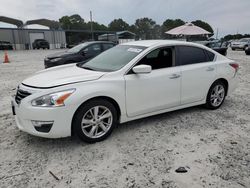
(12, 98), (74, 138)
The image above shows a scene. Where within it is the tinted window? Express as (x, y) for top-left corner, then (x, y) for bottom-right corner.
(137, 48), (173, 70)
(84, 44), (102, 54)
(103, 43), (114, 51)
(206, 50), (215, 61)
(176, 46), (207, 66)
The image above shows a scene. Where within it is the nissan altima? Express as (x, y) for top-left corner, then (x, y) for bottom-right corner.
(12, 40), (239, 143)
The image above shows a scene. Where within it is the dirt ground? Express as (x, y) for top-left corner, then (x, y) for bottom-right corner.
(0, 49), (249, 188)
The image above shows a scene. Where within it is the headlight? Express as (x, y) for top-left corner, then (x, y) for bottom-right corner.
(50, 58), (62, 62)
(31, 89), (75, 107)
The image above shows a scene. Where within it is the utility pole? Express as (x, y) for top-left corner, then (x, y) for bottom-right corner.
(90, 11), (94, 40)
(216, 28), (219, 40)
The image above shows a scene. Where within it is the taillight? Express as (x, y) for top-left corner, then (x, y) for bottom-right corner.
(229, 63), (240, 77)
(230, 63), (239, 75)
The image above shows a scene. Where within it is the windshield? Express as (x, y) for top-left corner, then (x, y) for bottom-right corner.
(239, 38), (249, 42)
(78, 45), (146, 72)
(67, 43), (90, 53)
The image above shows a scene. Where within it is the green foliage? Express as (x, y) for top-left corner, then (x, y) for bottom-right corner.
(191, 20), (214, 36)
(59, 15), (217, 40)
(134, 17), (156, 39)
(223, 34), (250, 41)
(161, 19), (185, 39)
(108, 19), (129, 31)
(59, 14), (87, 30)
(59, 14), (107, 31)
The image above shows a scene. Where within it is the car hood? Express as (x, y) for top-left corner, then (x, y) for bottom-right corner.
(22, 64), (106, 88)
(46, 51), (76, 59)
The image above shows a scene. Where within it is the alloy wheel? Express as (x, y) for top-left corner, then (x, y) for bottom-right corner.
(81, 106), (113, 139)
(210, 84), (225, 107)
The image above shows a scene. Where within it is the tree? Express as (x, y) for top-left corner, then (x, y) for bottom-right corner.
(59, 14), (108, 31)
(191, 20), (214, 36)
(152, 24), (162, 39)
(59, 14), (87, 30)
(161, 19), (185, 38)
(86, 21), (108, 31)
(108, 18), (129, 31)
(134, 17), (156, 39)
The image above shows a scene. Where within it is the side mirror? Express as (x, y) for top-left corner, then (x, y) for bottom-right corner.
(132, 65), (152, 74)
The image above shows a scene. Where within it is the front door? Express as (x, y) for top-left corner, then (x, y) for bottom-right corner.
(124, 47), (181, 117)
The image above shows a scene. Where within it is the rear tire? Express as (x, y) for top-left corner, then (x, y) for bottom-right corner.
(205, 81), (226, 110)
(73, 99), (117, 143)
(231, 48), (235, 51)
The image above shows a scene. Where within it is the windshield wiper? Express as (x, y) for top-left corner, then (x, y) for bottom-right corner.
(83, 67), (94, 70)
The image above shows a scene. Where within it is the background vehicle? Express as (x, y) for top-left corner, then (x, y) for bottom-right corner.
(12, 40), (238, 143)
(0, 41), (13, 50)
(32, 39), (50, 49)
(245, 41), (250, 55)
(231, 38), (250, 50)
(205, 41), (228, 56)
(44, 41), (116, 68)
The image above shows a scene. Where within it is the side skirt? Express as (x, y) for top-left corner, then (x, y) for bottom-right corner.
(119, 100), (205, 123)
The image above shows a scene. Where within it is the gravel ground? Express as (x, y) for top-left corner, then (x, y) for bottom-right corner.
(0, 49), (249, 188)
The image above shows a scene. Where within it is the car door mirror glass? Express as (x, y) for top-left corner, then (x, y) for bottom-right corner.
(132, 65), (152, 74)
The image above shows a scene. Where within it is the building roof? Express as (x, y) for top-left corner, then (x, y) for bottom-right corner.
(116, 30), (136, 36)
(25, 19), (61, 29)
(0, 16), (23, 27)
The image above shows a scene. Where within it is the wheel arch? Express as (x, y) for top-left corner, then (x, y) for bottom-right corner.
(71, 96), (121, 136)
(210, 78), (229, 96)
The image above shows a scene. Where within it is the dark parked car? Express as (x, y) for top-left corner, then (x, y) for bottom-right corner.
(32, 39), (50, 49)
(44, 41), (116, 68)
(0, 41), (13, 50)
(245, 41), (250, 55)
(205, 41), (228, 56)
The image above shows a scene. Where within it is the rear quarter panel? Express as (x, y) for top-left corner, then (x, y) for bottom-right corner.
(215, 56), (238, 95)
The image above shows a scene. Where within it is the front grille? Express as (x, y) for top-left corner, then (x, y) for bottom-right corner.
(15, 89), (31, 104)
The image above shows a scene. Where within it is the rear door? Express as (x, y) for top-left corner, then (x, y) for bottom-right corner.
(176, 46), (216, 104)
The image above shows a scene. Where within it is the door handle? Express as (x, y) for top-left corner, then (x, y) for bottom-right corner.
(206, 67), (215, 71)
(169, 74), (181, 79)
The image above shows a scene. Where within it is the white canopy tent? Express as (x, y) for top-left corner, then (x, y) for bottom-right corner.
(165, 23), (211, 36)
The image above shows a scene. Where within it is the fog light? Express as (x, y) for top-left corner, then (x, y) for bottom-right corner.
(31, 120), (54, 133)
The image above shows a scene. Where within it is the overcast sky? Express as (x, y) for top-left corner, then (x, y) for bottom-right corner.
(0, 0), (250, 37)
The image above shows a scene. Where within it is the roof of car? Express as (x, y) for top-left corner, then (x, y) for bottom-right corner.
(121, 40), (200, 47)
(83, 41), (115, 45)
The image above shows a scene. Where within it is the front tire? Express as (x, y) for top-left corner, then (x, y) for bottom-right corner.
(73, 99), (117, 143)
(205, 81), (226, 109)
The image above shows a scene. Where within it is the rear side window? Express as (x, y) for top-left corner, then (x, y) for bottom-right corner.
(176, 46), (208, 66)
(206, 50), (215, 61)
(103, 43), (114, 51)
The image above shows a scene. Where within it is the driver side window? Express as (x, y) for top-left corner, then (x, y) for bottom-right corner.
(137, 47), (173, 70)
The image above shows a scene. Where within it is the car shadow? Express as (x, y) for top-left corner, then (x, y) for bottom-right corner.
(23, 105), (205, 148)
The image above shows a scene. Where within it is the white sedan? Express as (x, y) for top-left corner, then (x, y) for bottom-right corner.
(12, 40), (239, 143)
